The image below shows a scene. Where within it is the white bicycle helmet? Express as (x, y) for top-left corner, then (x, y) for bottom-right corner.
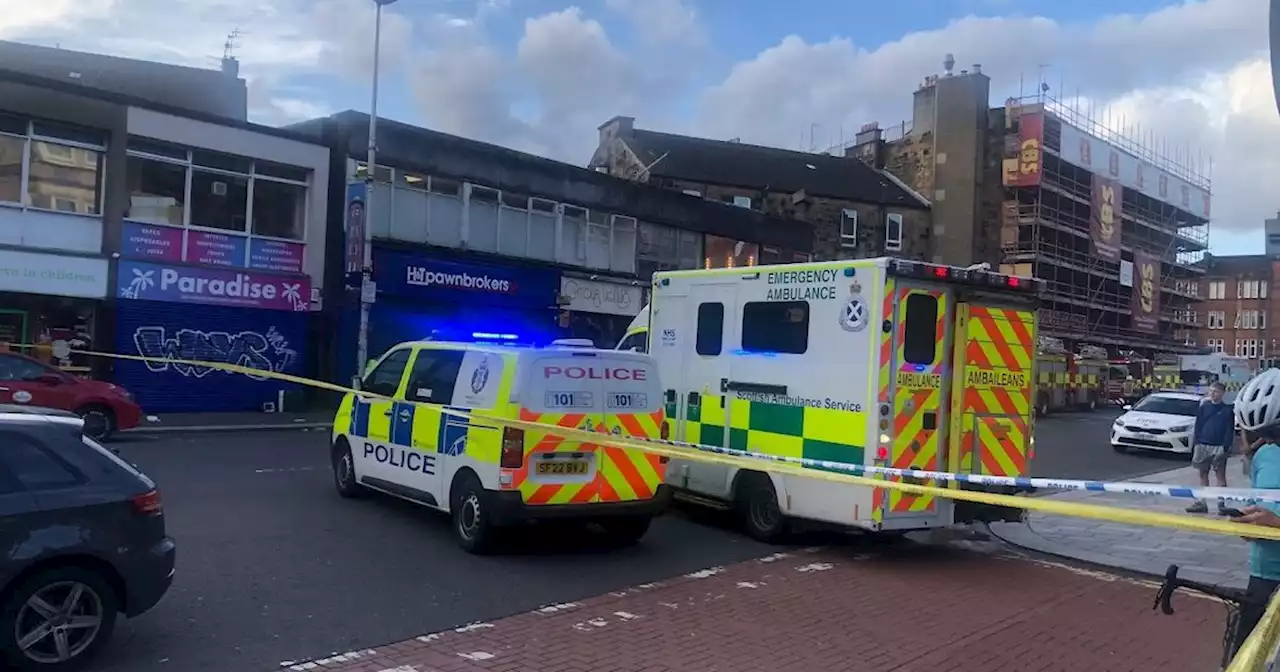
(1235, 368), (1280, 431)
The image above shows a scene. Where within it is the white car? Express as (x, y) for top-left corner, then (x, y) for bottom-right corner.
(1111, 391), (1204, 454)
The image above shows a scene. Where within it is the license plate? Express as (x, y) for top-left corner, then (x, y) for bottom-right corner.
(535, 460), (588, 475)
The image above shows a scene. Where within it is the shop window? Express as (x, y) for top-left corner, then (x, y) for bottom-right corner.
(256, 161), (310, 183)
(192, 149), (253, 174)
(252, 179), (307, 240)
(190, 170), (249, 232)
(696, 302), (724, 356)
(903, 293), (937, 365)
(559, 205), (588, 264)
(404, 350), (466, 405)
(704, 235), (758, 269)
(125, 156), (187, 226)
(0, 134), (22, 204)
(26, 141), (103, 215)
(363, 348), (412, 397)
(741, 301), (809, 354)
(618, 331), (648, 353)
(611, 215), (637, 274)
(586, 210), (611, 269)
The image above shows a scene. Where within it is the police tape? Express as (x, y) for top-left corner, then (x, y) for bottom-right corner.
(35, 346), (1280, 542)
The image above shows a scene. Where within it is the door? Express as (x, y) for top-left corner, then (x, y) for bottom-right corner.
(883, 284), (953, 526)
(0, 354), (77, 410)
(399, 348), (471, 507)
(351, 348), (412, 490)
(948, 303), (1035, 480)
(680, 284), (738, 497)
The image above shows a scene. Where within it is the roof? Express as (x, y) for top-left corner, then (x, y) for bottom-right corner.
(1205, 254), (1273, 277)
(0, 405), (83, 428)
(622, 129), (930, 209)
(1140, 392), (1204, 402)
(0, 40), (246, 121)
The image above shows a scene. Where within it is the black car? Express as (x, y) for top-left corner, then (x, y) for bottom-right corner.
(0, 405), (175, 670)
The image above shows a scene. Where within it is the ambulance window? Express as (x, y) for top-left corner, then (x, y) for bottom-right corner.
(741, 301), (809, 354)
(364, 349), (412, 397)
(618, 331), (648, 353)
(696, 303), (724, 356)
(902, 294), (938, 365)
(405, 350), (466, 405)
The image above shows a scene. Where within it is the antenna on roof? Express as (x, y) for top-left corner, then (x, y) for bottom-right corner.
(221, 28), (244, 77)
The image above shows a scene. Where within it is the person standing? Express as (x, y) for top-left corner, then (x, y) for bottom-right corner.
(1187, 381), (1235, 514)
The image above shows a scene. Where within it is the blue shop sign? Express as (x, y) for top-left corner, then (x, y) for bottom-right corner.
(373, 249), (559, 307)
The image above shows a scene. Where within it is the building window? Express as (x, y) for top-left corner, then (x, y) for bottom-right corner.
(1208, 280), (1225, 300)
(885, 212), (904, 252)
(1207, 311), (1225, 329)
(840, 209), (858, 248)
(638, 223), (702, 279)
(1206, 338), (1224, 353)
(704, 235), (758, 269)
(741, 301), (809, 354)
(0, 115), (105, 216)
(1238, 279), (1268, 300)
(126, 137), (311, 241)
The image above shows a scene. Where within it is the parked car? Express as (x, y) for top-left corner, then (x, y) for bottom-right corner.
(0, 406), (175, 670)
(0, 353), (144, 440)
(1110, 391), (1202, 455)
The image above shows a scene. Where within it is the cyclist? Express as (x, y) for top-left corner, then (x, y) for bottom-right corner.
(1227, 367), (1280, 656)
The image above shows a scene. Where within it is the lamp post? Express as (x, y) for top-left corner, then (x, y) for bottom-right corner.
(355, 0), (398, 382)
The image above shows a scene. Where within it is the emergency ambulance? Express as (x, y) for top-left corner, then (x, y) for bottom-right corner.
(1172, 353), (1253, 402)
(624, 257), (1043, 541)
(331, 337), (671, 553)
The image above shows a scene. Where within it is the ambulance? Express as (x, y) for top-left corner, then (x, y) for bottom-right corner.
(1172, 353), (1253, 402)
(622, 257), (1043, 541)
(331, 336), (671, 553)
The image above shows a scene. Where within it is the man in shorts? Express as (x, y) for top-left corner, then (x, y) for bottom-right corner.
(1187, 381), (1236, 514)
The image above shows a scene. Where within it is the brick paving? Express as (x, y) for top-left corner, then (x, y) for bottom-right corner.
(280, 544), (1224, 672)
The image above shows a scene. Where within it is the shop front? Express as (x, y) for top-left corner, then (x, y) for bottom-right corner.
(113, 260), (312, 412)
(338, 248), (561, 381)
(0, 249), (109, 376)
(557, 274), (644, 348)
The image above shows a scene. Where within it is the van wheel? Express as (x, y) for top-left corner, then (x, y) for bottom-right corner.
(1035, 394), (1051, 418)
(332, 438), (366, 499)
(599, 517), (651, 546)
(0, 566), (118, 671)
(737, 473), (788, 543)
(451, 474), (497, 554)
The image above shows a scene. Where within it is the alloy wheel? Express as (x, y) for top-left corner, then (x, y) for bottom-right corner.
(14, 581), (104, 664)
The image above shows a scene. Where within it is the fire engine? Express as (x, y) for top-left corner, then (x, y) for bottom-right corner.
(1033, 338), (1107, 416)
(1106, 352), (1180, 405)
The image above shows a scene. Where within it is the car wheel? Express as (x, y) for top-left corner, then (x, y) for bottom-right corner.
(0, 566), (118, 671)
(75, 406), (114, 442)
(451, 473), (497, 554)
(331, 438), (366, 499)
(737, 473), (789, 543)
(598, 516), (652, 546)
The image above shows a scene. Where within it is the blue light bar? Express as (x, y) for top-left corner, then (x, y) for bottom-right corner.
(471, 331), (521, 341)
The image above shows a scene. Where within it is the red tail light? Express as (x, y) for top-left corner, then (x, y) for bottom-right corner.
(501, 427), (525, 469)
(131, 489), (162, 516)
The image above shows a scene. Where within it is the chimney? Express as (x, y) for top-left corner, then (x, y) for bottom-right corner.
(849, 122), (886, 169)
(221, 56), (240, 78)
(972, 63), (982, 75)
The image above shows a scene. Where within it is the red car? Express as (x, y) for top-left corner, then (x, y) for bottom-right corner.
(0, 352), (143, 440)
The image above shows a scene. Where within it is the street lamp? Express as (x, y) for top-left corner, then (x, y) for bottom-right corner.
(356, 0), (398, 383)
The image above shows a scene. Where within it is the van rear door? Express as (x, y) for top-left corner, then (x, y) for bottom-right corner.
(515, 350), (666, 506)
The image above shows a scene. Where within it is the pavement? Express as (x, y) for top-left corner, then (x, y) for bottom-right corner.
(281, 544), (1222, 672)
(125, 410), (333, 434)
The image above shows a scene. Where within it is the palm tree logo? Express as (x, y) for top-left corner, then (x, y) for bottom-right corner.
(121, 268), (155, 299)
(281, 283), (303, 311)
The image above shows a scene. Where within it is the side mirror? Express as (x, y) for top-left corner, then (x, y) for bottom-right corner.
(1122, 404), (1133, 411)
(36, 373), (63, 386)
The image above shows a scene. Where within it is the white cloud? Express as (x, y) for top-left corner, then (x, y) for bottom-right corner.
(604, 0), (705, 48)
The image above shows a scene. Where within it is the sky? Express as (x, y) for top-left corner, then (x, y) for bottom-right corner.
(0, 0), (1274, 256)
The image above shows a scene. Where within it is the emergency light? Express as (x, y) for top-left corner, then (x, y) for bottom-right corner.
(887, 259), (1043, 293)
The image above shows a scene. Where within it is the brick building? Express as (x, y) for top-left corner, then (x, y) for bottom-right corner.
(589, 117), (931, 265)
(1191, 254), (1274, 367)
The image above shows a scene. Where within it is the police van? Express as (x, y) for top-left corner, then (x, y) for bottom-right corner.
(622, 257), (1043, 541)
(332, 336), (671, 553)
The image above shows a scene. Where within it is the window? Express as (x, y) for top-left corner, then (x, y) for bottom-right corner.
(125, 156), (186, 226)
(1207, 311), (1225, 329)
(840, 209), (858, 247)
(0, 432), (82, 490)
(1206, 338), (1225, 353)
(0, 134), (24, 203)
(681, 189), (701, 197)
(732, 195), (752, 209)
(26, 140), (103, 215)
(695, 303), (724, 356)
(252, 178), (306, 239)
(190, 170), (249, 232)
(741, 301), (809, 354)
(885, 213), (904, 252)
(404, 350), (466, 405)
(902, 293), (938, 365)
(704, 235), (758, 269)
(618, 331), (648, 353)
(0, 355), (54, 381)
(1209, 281), (1225, 300)
(363, 348), (412, 397)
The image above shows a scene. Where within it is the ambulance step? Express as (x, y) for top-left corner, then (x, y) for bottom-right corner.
(673, 490), (733, 511)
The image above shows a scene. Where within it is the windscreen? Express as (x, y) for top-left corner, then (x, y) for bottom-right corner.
(1132, 396), (1200, 417)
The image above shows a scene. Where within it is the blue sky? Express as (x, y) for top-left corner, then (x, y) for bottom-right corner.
(1, 0), (1274, 254)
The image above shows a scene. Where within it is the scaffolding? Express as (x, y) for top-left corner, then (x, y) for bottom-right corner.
(1001, 97), (1209, 356)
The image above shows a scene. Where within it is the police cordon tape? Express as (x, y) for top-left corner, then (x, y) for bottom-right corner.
(41, 346), (1280, 542)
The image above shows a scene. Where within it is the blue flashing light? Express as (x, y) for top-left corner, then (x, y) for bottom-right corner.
(471, 331), (521, 341)
(913, 364), (926, 372)
(731, 348), (780, 358)
(843, 267), (856, 277)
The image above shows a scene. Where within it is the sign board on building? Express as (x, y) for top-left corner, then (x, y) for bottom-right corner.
(372, 248), (560, 308)
(0, 250), (108, 299)
(122, 220), (305, 275)
(117, 260), (311, 312)
(558, 277), (643, 316)
(1058, 121), (1211, 219)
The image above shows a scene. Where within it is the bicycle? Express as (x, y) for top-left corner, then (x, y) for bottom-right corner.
(1153, 564), (1266, 670)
